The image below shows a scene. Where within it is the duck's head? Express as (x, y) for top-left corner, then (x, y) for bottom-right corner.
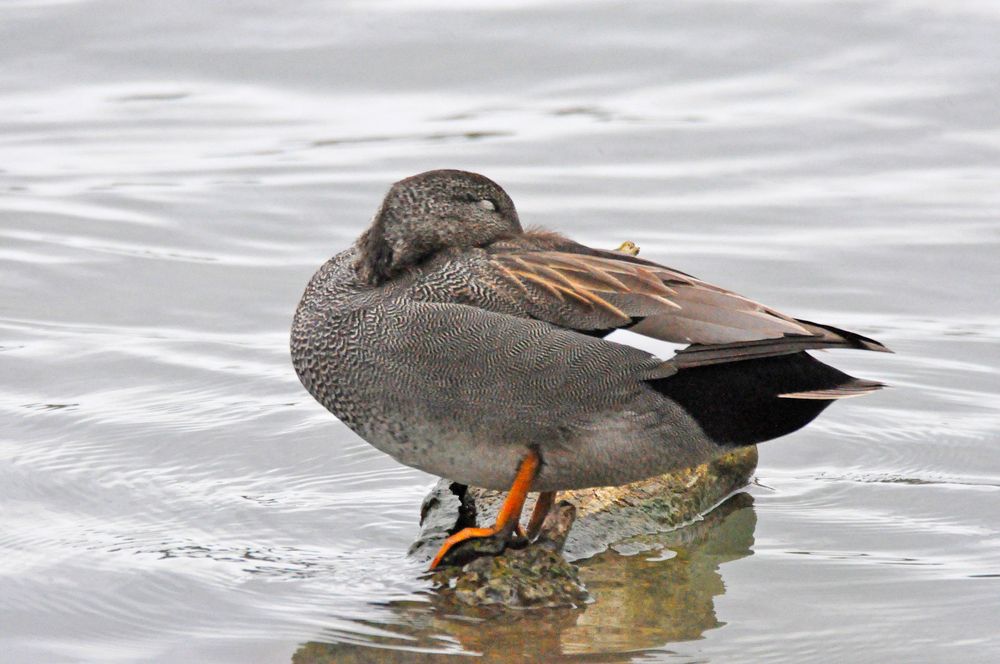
(354, 169), (522, 284)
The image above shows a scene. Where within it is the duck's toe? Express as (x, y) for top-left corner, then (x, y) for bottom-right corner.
(429, 526), (515, 569)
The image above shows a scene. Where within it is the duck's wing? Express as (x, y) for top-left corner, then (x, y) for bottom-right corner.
(482, 236), (890, 366)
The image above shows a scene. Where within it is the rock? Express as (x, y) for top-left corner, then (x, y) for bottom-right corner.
(429, 501), (588, 609)
(294, 491), (759, 663)
(412, 446), (758, 609)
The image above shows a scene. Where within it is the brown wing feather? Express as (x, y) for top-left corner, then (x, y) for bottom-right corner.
(487, 245), (890, 363)
(490, 250), (810, 342)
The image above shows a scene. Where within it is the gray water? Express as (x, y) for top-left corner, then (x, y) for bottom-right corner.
(2, 1), (999, 662)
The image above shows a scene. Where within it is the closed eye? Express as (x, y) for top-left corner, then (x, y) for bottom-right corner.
(476, 199), (497, 212)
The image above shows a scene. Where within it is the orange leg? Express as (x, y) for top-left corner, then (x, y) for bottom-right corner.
(429, 450), (540, 570)
(525, 490), (556, 540)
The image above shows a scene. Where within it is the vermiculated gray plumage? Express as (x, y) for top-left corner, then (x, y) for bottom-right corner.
(290, 170), (889, 492)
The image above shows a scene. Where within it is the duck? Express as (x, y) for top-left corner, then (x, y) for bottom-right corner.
(290, 169), (890, 569)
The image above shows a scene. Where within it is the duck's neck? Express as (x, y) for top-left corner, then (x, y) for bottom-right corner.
(354, 223), (396, 286)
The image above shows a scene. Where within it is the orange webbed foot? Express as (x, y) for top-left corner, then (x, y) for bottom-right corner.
(429, 526), (505, 570)
(427, 450), (540, 570)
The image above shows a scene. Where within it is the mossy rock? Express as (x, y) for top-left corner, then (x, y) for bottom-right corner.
(411, 447), (757, 610)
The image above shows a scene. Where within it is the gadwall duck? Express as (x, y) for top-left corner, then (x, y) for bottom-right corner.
(290, 169), (889, 568)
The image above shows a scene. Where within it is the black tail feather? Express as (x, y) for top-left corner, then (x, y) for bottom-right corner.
(649, 352), (880, 448)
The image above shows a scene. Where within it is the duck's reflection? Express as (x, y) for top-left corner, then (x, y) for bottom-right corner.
(568, 491), (756, 653)
(293, 492), (756, 663)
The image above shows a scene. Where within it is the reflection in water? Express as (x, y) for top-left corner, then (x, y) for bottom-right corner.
(294, 493), (755, 663)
